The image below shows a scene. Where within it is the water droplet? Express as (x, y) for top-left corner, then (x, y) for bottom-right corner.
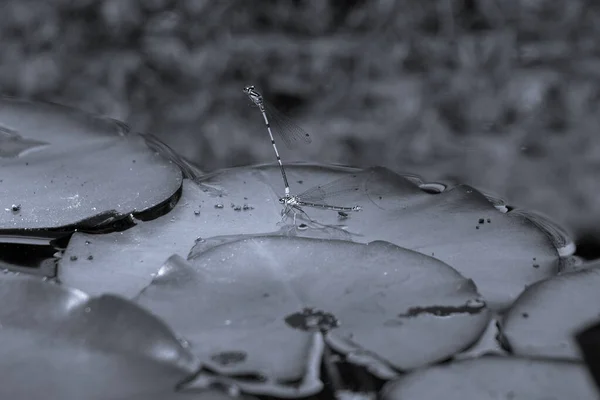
(84, 307), (91, 313)
(10, 204), (21, 212)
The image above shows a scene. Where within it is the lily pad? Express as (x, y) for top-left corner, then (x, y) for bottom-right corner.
(126, 388), (260, 400)
(0, 134), (182, 230)
(0, 97), (129, 151)
(0, 97), (182, 237)
(59, 163), (564, 310)
(576, 319), (600, 392)
(0, 274), (199, 400)
(134, 254), (325, 398)
(133, 237), (488, 395)
(499, 261), (600, 359)
(59, 179), (219, 297)
(198, 163), (564, 309)
(381, 356), (599, 400)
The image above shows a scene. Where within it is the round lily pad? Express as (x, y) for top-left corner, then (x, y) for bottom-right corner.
(381, 356), (599, 400)
(199, 163), (565, 309)
(0, 134), (182, 230)
(133, 237), (488, 395)
(499, 261), (600, 359)
(0, 274), (199, 400)
(0, 97), (182, 234)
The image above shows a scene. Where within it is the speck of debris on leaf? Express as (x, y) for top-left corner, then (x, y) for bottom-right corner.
(194, 210), (201, 216)
(533, 264), (540, 268)
(233, 205), (242, 211)
(11, 204), (21, 212)
(214, 204), (224, 209)
(487, 218), (491, 223)
(85, 240), (91, 245)
(297, 223), (308, 230)
(70, 255), (78, 261)
(285, 307), (340, 332)
(297, 180), (303, 184)
(87, 255), (94, 260)
(521, 312), (529, 318)
(242, 204), (254, 211)
(478, 218), (484, 224)
(210, 351), (247, 366)
(476, 226), (480, 229)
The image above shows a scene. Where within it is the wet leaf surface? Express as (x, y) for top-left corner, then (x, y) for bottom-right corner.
(198, 164), (564, 309)
(0, 134), (182, 230)
(500, 261), (600, 359)
(0, 97), (182, 235)
(134, 254), (325, 398)
(132, 237), (488, 395)
(381, 356), (599, 400)
(0, 274), (199, 400)
(60, 164), (563, 312)
(59, 179), (217, 297)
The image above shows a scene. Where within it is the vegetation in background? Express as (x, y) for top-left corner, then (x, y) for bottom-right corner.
(2, 0), (599, 255)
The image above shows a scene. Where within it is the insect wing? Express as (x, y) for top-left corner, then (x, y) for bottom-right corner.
(264, 102), (312, 149)
(297, 173), (365, 203)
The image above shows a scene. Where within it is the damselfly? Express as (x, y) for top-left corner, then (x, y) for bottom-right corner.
(279, 174), (363, 225)
(243, 85), (311, 196)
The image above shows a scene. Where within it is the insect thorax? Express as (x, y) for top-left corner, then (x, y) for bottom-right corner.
(280, 195), (299, 206)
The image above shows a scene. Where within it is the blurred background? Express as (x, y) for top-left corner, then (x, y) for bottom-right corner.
(2, 0), (600, 258)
